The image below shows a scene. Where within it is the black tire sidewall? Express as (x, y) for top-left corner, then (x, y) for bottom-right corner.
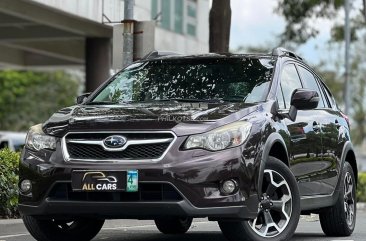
(23, 216), (104, 241)
(341, 162), (357, 232)
(154, 217), (193, 234)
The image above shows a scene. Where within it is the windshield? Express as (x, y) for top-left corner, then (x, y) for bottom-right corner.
(91, 57), (274, 104)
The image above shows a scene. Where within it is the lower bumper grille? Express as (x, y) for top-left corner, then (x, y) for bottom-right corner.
(48, 183), (183, 202)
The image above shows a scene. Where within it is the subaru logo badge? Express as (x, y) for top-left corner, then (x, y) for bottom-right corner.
(103, 135), (127, 148)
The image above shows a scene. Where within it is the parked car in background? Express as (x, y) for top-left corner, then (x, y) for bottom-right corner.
(0, 131), (26, 152)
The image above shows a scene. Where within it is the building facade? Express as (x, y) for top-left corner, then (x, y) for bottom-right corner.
(32, 0), (210, 54)
(0, 0), (209, 91)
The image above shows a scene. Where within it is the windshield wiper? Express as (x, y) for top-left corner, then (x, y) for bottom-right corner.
(85, 101), (119, 105)
(157, 98), (224, 103)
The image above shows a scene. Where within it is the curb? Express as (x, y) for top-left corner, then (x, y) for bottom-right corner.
(0, 219), (23, 225)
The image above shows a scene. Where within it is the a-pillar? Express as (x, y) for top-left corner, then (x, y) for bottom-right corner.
(85, 38), (111, 92)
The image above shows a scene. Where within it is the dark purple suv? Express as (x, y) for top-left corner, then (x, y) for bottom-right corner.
(19, 48), (357, 241)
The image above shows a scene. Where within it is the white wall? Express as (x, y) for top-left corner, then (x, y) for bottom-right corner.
(32, 0), (209, 54)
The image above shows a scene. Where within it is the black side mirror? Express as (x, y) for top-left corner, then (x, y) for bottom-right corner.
(76, 93), (91, 104)
(290, 88), (319, 110)
(278, 88), (319, 121)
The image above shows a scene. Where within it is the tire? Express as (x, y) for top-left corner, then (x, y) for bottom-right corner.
(218, 156), (301, 241)
(154, 217), (193, 234)
(22, 215), (104, 241)
(319, 162), (356, 236)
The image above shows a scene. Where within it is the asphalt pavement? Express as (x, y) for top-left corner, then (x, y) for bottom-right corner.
(0, 211), (365, 241)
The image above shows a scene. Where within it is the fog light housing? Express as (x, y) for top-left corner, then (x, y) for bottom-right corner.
(221, 179), (238, 195)
(20, 179), (32, 193)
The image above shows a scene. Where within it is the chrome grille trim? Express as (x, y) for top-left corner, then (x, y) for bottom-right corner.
(66, 138), (173, 152)
(62, 131), (177, 163)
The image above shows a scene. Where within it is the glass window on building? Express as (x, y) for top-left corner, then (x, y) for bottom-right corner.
(187, 4), (196, 17)
(187, 23), (196, 36)
(174, 0), (183, 34)
(151, 0), (158, 19)
(151, 0), (197, 37)
(161, 0), (171, 30)
(186, 0), (197, 37)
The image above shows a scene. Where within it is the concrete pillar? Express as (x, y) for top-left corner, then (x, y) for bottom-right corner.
(85, 38), (111, 92)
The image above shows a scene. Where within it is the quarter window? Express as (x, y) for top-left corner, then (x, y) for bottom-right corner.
(280, 64), (303, 109)
(297, 66), (325, 108)
(318, 78), (334, 108)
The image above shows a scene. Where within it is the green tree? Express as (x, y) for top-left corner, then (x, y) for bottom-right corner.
(276, 0), (365, 44)
(0, 70), (79, 131)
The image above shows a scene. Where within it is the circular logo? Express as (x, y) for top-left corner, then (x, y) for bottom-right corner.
(103, 135), (127, 148)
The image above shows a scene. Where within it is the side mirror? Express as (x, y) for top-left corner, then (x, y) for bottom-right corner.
(76, 93), (91, 104)
(278, 88), (319, 121)
(290, 88), (319, 110)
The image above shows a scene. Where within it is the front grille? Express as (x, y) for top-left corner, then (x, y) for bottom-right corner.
(48, 183), (183, 202)
(68, 142), (170, 160)
(64, 132), (174, 161)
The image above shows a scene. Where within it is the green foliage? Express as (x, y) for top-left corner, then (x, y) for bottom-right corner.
(357, 172), (366, 202)
(0, 70), (79, 131)
(0, 149), (20, 218)
(276, 0), (365, 44)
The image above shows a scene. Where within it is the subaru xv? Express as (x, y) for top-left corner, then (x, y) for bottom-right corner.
(19, 48), (357, 241)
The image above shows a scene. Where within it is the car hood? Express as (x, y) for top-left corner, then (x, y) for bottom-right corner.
(43, 102), (260, 137)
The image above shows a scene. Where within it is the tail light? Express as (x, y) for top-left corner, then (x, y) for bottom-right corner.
(341, 112), (350, 128)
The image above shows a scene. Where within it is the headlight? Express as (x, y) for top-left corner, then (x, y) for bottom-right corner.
(184, 121), (252, 151)
(26, 124), (56, 151)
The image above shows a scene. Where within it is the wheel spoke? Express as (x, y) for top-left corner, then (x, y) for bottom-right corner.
(251, 217), (258, 229)
(266, 183), (277, 196)
(263, 210), (275, 226)
(271, 200), (283, 212)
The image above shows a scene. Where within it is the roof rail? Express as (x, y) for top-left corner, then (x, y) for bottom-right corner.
(272, 47), (304, 61)
(142, 51), (181, 60)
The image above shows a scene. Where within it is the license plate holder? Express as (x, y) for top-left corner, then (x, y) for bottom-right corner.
(71, 170), (128, 192)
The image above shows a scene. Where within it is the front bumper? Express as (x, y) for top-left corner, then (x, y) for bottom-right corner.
(19, 196), (258, 220)
(19, 136), (260, 220)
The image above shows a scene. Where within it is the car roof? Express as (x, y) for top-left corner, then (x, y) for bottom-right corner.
(141, 48), (305, 63)
(141, 52), (275, 61)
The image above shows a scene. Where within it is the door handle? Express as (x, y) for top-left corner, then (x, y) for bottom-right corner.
(313, 121), (320, 133)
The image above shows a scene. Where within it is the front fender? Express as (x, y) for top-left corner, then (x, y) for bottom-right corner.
(257, 132), (289, 197)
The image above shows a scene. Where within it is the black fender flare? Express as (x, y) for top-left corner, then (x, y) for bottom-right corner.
(257, 132), (289, 197)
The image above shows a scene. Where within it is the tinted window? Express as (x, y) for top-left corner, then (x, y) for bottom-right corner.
(280, 64), (303, 109)
(92, 58), (274, 104)
(318, 78), (334, 108)
(297, 66), (325, 108)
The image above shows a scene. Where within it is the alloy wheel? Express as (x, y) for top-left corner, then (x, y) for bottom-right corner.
(248, 169), (293, 238)
(344, 172), (355, 227)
